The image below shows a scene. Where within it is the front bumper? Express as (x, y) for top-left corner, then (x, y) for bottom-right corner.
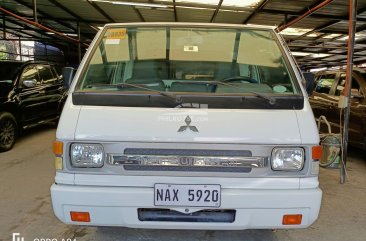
(51, 184), (322, 230)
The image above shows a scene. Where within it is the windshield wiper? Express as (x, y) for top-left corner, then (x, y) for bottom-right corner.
(250, 92), (276, 105)
(85, 83), (182, 104)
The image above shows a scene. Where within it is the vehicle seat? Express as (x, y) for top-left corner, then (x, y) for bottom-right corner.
(125, 60), (167, 91)
(170, 82), (213, 92)
(84, 64), (111, 85)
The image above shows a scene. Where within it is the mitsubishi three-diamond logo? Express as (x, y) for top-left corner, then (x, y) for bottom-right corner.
(178, 116), (199, 132)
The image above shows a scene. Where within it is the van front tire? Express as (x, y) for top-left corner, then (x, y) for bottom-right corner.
(0, 112), (17, 152)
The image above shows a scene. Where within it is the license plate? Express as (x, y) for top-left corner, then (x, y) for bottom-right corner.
(154, 184), (221, 207)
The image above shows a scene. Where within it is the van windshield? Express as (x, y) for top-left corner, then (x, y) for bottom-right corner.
(75, 26), (303, 109)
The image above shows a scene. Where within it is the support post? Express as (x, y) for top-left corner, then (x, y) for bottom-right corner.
(77, 21), (81, 63)
(18, 36), (22, 61)
(32, 0), (38, 23)
(2, 14), (5, 39)
(341, 0), (358, 184)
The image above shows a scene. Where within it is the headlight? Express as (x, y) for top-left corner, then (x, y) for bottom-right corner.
(271, 148), (304, 171)
(70, 143), (104, 167)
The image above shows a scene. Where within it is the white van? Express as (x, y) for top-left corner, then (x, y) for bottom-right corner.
(51, 23), (322, 230)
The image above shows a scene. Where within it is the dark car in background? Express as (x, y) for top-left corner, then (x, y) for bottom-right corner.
(309, 68), (366, 149)
(0, 61), (66, 152)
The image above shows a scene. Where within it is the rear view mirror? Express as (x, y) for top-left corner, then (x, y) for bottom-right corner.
(303, 72), (315, 96)
(62, 67), (76, 89)
(23, 79), (37, 88)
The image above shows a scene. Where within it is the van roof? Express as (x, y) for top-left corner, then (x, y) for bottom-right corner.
(103, 22), (276, 31)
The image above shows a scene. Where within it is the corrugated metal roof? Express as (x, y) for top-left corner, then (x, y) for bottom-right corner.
(1, 0), (366, 68)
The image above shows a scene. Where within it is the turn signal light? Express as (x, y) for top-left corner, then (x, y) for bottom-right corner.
(312, 146), (322, 160)
(282, 214), (302, 225)
(70, 211), (90, 222)
(53, 141), (63, 156)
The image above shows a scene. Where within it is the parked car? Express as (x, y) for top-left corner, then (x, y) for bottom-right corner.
(0, 60), (67, 151)
(309, 68), (366, 149)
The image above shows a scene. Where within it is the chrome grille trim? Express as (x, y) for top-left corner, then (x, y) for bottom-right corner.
(123, 148), (252, 157)
(107, 154), (266, 168)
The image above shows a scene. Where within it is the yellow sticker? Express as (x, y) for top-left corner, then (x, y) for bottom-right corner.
(106, 28), (127, 40)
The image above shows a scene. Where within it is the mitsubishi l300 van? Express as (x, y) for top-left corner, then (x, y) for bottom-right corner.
(51, 23), (322, 230)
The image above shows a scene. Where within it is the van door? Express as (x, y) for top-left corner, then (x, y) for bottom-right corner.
(18, 64), (46, 125)
(311, 73), (340, 133)
(37, 65), (64, 118)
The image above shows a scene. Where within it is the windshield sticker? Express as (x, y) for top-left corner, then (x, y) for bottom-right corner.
(105, 39), (120, 45)
(106, 28), (127, 40)
(273, 85), (287, 93)
(184, 46), (198, 52)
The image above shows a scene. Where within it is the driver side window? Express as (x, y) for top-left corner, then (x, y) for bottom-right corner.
(20, 65), (41, 87)
(337, 74), (364, 97)
(314, 74), (336, 94)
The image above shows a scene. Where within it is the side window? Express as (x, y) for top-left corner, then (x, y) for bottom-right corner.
(20, 65), (41, 87)
(314, 74), (336, 94)
(338, 74), (364, 97)
(51, 67), (61, 82)
(37, 65), (56, 85)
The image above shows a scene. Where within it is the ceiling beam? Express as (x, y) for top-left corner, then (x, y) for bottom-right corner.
(0, 6), (87, 46)
(242, 0), (270, 24)
(132, 7), (145, 22)
(210, 0), (223, 23)
(260, 8), (366, 22)
(172, 0), (178, 22)
(12, 0), (75, 32)
(48, 0), (98, 33)
(86, 0), (115, 23)
(277, 0), (335, 32)
(3, 15), (58, 41)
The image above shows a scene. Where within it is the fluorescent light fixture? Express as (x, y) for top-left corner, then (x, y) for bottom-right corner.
(322, 33), (342, 39)
(220, 9), (251, 13)
(174, 0), (220, 5)
(47, 32), (55, 35)
(65, 33), (78, 37)
(160, 0), (260, 8)
(176, 6), (214, 10)
(339, 32), (366, 41)
(280, 27), (313, 36)
(222, 0), (260, 8)
(310, 53), (331, 58)
(310, 67), (327, 72)
(291, 52), (311, 57)
(89, 0), (169, 8)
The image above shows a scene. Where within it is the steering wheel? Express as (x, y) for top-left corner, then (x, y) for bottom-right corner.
(220, 76), (257, 83)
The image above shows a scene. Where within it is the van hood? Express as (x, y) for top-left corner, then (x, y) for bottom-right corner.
(70, 106), (304, 144)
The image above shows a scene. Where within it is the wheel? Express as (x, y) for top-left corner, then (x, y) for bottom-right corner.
(0, 112), (17, 152)
(220, 76), (258, 83)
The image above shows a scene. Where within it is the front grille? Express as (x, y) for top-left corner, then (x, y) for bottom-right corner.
(138, 208), (236, 223)
(108, 148), (266, 173)
(124, 148), (252, 156)
(124, 165), (252, 173)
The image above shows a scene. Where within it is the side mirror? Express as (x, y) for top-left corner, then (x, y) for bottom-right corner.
(302, 72), (315, 96)
(23, 79), (37, 88)
(351, 89), (364, 100)
(62, 67), (75, 89)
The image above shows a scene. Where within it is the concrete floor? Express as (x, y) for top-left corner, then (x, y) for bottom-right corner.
(0, 126), (365, 241)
